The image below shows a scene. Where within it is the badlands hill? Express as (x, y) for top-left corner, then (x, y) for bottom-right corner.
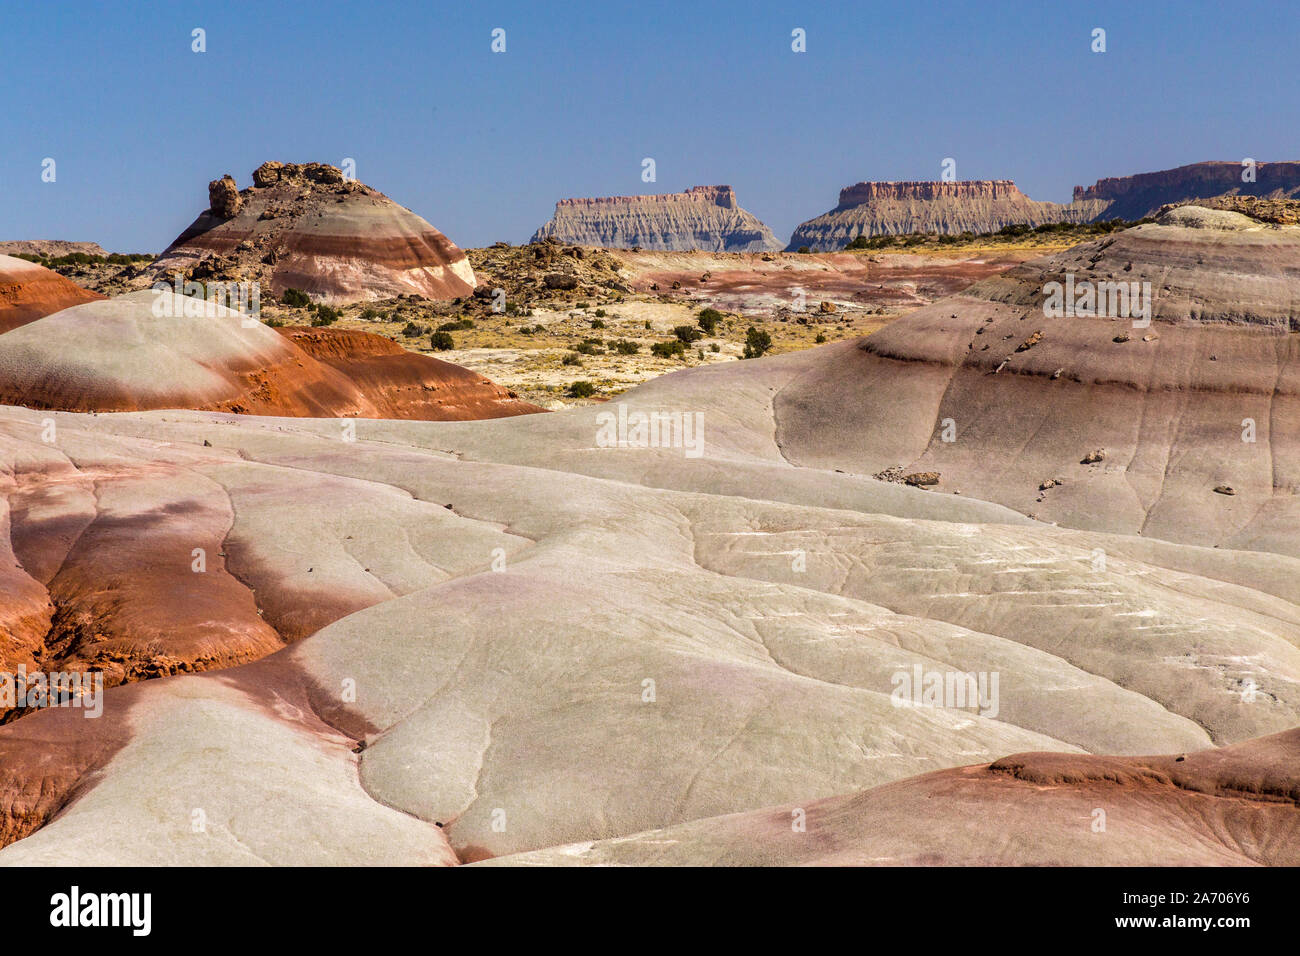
(0, 207), (1296, 864)
(777, 203), (1300, 555)
(0, 254), (104, 333)
(148, 162), (476, 303)
(788, 180), (1103, 251)
(789, 160), (1300, 250)
(0, 289), (540, 420)
(531, 185), (783, 252)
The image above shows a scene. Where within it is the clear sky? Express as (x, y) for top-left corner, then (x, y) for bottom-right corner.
(2, 0), (1297, 252)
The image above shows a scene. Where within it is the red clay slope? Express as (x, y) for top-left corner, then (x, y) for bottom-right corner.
(0, 290), (541, 420)
(0, 254), (104, 333)
(498, 728), (1300, 865)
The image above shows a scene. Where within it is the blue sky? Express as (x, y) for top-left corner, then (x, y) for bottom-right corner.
(2, 0), (1296, 251)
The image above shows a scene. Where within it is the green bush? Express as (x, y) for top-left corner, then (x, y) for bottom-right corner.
(402, 321), (428, 337)
(611, 339), (639, 355)
(437, 318), (474, 332)
(742, 327), (772, 359)
(590, 318), (606, 329)
(566, 381), (596, 398)
(673, 325), (703, 344)
(697, 308), (723, 335)
(281, 288), (311, 308)
(651, 340), (686, 359)
(561, 352), (583, 366)
(430, 331), (455, 350)
(815, 332), (827, 343)
(312, 304), (342, 326)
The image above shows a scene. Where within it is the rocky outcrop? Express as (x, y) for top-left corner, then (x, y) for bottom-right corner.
(532, 185), (782, 252)
(149, 162), (475, 303)
(1073, 160), (1300, 221)
(787, 180), (1104, 251)
(207, 175), (242, 219)
(0, 254), (105, 333)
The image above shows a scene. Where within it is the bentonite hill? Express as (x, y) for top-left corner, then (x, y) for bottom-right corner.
(1, 203), (1297, 866)
(0, 254), (104, 333)
(149, 162), (477, 303)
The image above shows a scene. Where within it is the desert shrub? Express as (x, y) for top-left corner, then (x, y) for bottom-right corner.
(742, 326), (772, 359)
(430, 331), (455, 350)
(312, 304), (342, 326)
(997, 223), (1031, 237)
(590, 318), (606, 329)
(437, 318), (474, 332)
(566, 381), (596, 398)
(574, 339), (604, 355)
(359, 307), (380, 321)
(644, 320), (652, 329)
(651, 340), (686, 359)
(815, 332), (827, 343)
(696, 308), (723, 334)
(561, 352), (583, 366)
(594, 308), (607, 318)
(281, 288), (311, 308)
(673, 325), (703, 344)
(611, 339), (639, 355)
(709, 342), (720, 352)
(402, 321), (428, 337)
(797, 246), (811, 254)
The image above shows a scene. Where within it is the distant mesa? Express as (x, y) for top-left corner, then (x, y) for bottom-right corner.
(0, 240), (108, 259)
(148, 162), (476, 304)
(788, 160), (1300, 251)
(532, 185), (783, 252)
(0, 253), (105, 333)
(1073, 160), (1300, 221)
(787, 180), (1100, 251)
(0, 289), (541, 420)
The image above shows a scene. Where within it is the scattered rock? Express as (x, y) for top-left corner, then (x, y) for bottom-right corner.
(1213, 485), (1236, 496)
(1081, 449), (1106, 464)
(1016, 330), (1044, 352)
(903, 472), (940, 487)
